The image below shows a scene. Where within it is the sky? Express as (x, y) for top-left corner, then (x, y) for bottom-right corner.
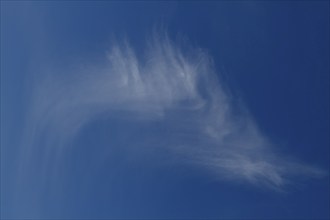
(1, 1), (329, 219)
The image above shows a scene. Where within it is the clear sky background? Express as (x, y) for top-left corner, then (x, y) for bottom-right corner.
(1, 1), (329, 219)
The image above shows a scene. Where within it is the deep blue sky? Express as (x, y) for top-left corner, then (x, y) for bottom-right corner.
(1, 1), (329, 219)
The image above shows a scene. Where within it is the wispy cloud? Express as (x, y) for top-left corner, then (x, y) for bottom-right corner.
(19, 33), (324, 193)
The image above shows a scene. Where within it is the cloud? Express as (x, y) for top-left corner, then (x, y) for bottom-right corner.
(18, 33), (324, 193)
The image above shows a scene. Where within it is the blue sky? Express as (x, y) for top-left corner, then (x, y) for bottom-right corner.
(1, 1), (329, 219)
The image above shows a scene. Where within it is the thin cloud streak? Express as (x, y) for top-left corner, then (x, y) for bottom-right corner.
(18, 34), (324, 195)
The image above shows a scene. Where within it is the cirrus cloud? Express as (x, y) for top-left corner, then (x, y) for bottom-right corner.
(18, 33), (324, 195)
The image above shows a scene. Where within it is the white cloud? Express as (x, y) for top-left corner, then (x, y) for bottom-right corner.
(18, 33), (324, 192)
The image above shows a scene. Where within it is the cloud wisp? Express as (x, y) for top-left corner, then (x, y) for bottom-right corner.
(18, 33), (324, 195)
